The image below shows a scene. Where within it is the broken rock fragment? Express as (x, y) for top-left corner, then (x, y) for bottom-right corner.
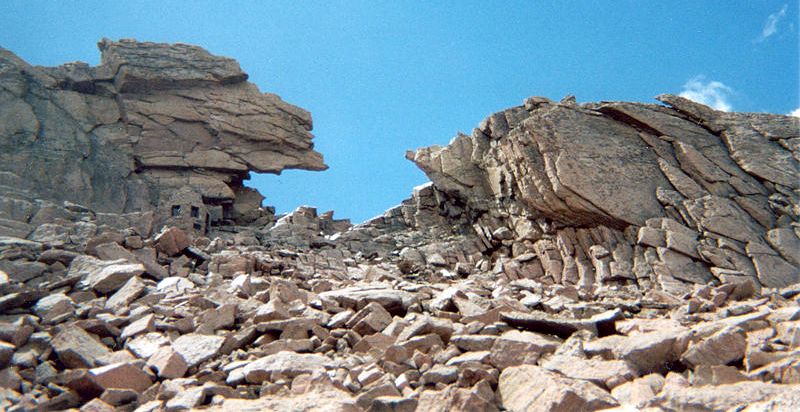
(241, 351), (334, 383)
(90, 362), (152, 393)
(172, 333), (225, 368)
(72, 256), (146, 294)
(498, 365), (619, 411)
(52, 326), (112, 369)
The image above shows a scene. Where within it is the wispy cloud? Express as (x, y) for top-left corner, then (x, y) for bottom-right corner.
(756, 4), (788, 42)
(790, 107), (800, 117)
(679, 76), (734, 112)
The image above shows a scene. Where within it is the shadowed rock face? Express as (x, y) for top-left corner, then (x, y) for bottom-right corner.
(0, 39), (325, 220)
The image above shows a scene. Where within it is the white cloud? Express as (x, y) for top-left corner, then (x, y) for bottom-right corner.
(679, 76), (734, 112)
(757, 4), (788, 42)
(790, 107), (800, 117)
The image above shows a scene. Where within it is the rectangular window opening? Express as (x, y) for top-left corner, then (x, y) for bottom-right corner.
(171, 205), (181, 217)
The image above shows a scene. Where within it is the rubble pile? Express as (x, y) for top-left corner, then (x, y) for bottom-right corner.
(0, 40), (798, 411)
(2, 224), (800, 411)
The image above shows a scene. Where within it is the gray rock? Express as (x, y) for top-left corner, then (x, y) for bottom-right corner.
(0, 39), (325, 233)
(70, 255), (145, 294)
(171, 333), (225, 368)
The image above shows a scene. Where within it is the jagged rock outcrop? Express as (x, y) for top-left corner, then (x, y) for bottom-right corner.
(1, 40), (799, 412)
(0, 39), (325, 238)
(406, 94), (800, 294)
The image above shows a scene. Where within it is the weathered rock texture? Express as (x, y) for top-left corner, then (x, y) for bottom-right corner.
(404, 94), (800, 294)
(0, 39), (325, 238)
(1, 40), (799, 412)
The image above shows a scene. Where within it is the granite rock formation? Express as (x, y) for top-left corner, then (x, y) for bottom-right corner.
(0, 40), (799, 411)
(405, 94), (800, 294)
(0, 39), (325, 237)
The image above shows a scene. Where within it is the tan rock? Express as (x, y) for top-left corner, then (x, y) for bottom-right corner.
(681, 326), (747, 368)
(125, 332), (169, 360)
(415, 384), (499, 412)
(154, 227), (190, 256)
(690, 365), (748, 386)
(766, 228), (800, 267)
(94, 242), (168, 280)
(347, 302), (393, 336)
(270, 278), (305, 303)
(146, 346), (188, 379)
(740, 390), (800, 412)
(79, 398), (116, 412)
(610, 373), (664, 409)
(72, 255), (145, 294)
(593, 327), (689, 374)
(355, 380), (401, 409)
(541, 354), (638, 389)
(498, 365), (618, 411)
(489, 330), (561, 370)
(684, 195), (765, 243)
(120, 314), (156, 339)
(32, 293), (74, 323)
(353, 333), (395, 355)
(52, 326), (111, 369)
(195, 303), (236, 334)
(219, 386), (357, 412)
(451, 334), (497, 352)
(242, 351), (334, 383)
(319, 286), (417, 316)
(90, 362), (152, 393)
(396, 315), (454, 343)
(445, 350), (491, 366)
(396, 333), (443, 354)
(254, 299), (291, 323)
(776, 321), (800, 347)
(105, 276), (146, 311)
(652, 381), (800, 411)
(419, 365), (459, 386)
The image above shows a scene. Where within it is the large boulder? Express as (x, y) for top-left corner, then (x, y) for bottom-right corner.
(407, 94), (799, 293)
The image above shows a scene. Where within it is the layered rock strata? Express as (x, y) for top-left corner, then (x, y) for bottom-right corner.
(406, 94), (800, 295)
(0, 39), (325, 237)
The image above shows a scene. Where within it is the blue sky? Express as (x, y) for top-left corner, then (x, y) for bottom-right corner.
(1, 1), (798, 222)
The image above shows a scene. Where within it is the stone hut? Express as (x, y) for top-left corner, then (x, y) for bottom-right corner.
(158, 187), (216, 234)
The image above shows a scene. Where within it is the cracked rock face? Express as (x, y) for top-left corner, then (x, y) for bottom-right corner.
(0, 39), (325, 235)
(407, 94), (800, 294)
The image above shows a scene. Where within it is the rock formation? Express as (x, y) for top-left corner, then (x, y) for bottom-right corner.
(0, 39), (325, 238)
(0, 40), (799, 411)
(405, 94), (800, 294)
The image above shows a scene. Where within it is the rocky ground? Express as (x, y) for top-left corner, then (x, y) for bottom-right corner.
(1, 39), (799, 411)
(2, 221), (800, 411)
